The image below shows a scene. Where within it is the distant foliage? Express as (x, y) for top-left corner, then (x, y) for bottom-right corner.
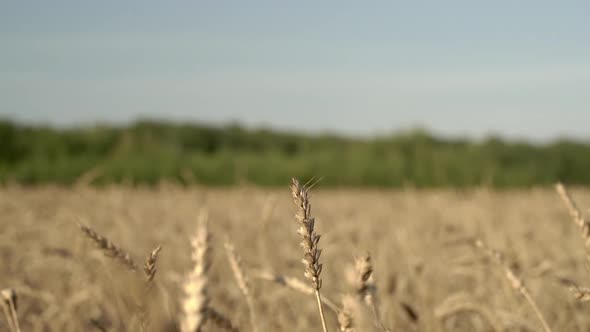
(0, 118), (589, 187)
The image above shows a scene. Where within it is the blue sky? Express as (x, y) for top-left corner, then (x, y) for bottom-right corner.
(1, 1), (589, 141)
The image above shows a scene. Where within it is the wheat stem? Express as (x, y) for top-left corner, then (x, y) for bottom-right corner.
(315, 290), (329, 332)
(224, 240), (258, 332)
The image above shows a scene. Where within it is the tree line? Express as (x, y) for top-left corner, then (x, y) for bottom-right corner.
(1, 119), (589, 187)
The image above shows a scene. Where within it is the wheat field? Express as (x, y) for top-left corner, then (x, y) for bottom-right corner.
(2, 182), (590, 331)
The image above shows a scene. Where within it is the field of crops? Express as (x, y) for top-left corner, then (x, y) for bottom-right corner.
(2, 183), (590, 331)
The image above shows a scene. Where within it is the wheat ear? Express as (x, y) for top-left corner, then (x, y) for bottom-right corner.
(555, 182), (590, 249)
(291, 177), (329, 332)
(224, 240), (258, 332)
(338, 294), (358, 332)
(557, 278), (590, 302)
(350, 255), (389, 331)
(337, 293), (376, 332)
(338, 311), (354, 332)
(1, 289), (21, 332)
(138, 245), (162, 331)
(78, 223), (138, 271)
(352, 255), (376, 306)
(180, 211), (210, 332)
(474, 239), (552, 332)
(144, 245), (162, 284)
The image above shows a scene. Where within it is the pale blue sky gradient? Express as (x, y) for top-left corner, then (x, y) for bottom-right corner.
(1, 1), (589, 140)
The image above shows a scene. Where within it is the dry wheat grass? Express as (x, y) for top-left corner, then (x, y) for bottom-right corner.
(474, 239), (553, 332)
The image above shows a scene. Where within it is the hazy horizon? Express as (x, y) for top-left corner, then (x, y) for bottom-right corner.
(1, 1), (589, 142)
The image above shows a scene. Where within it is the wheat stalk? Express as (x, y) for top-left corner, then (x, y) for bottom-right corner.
(79, 223), (161, 331)
(180, 211), (210, 332)
(474, 239), (552, 332)
(1, 289), (21, 332)
(291, 177), (329, 332)
(224, 240), (258, 332)
(78, 223), (138, 271)
(252, 269), (340, 313)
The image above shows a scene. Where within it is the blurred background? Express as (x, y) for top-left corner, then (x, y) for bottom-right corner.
(1, 1), (589, 187)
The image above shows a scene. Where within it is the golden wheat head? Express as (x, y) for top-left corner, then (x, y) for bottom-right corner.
(144, 245), (162, 283)
(291, 177), (329, 332)
(291, 178), (323, 291)
(180, 211), (211, 332)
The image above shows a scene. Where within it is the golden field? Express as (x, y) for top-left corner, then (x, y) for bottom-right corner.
(2, 184), (590, 331)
